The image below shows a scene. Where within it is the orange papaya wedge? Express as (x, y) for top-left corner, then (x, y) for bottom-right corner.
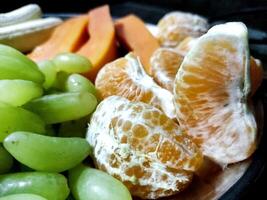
(28, 15), (89, 62)
(77, 5), (117, 81)
(115, 15), (160, 75)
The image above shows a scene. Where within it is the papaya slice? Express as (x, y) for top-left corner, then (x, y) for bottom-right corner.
(77, 5), (117, 81)
(115, 15), (160, 75)
(28, 15), (88, 62)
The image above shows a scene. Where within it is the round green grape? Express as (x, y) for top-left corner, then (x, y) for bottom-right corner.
(65, 74), (98, 98)
(37, 60), (57, 90)
(53, 53), (92, 74)
(69, 164), (132, 200)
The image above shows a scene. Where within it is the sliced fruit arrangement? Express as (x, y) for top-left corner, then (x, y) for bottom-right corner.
(0, 3), (264, 200)
(95, 53), (176, 119)
(0, 4), (62, 52)
(173, 22), (257, 164)
(87, 96), (202, 199)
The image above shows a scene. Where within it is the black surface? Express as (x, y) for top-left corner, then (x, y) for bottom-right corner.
(2, 1), (267, 199)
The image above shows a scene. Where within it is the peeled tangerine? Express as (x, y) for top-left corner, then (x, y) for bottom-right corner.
(174, 22), (257, 165)
(95, 53), (176, 119)
(157, 11), (209, 47)
(151, 37), (263, 95)
(87, 96), (202, 199)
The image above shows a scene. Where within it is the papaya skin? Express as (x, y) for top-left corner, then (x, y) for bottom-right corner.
(28, 15), (89, 62)
(77, 5), (117, 81)
(115, 15), (160, 75)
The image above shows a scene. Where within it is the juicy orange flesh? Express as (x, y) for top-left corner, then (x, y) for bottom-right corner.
(96, 58), (154, 103)
(95, 55), (176, 119)
(176, 39), (240, 130)
(88, 96), (202, 199)
(250, 57), (263, 95)
(174, 36), (256, 164)
(109, 104), (202, 170)
(151, 48), (184, 92)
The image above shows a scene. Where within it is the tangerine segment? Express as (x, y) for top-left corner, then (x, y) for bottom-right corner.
(175, 37), (197, 56)
(87, 96), (202, 199)
(175, 37), (263, 95)
(174, 22), (257, 165)
(250, 56), (263, 96)
(157, 11), (209, 47)
(150, 48), (184, 92)
(95, 53), (176, 119)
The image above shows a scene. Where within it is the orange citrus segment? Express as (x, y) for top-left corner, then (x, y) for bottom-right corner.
(250, 56), (264, 96)
(157, 11), (209, 47)
(95, 53), (176, 119)
(151, 48), (184, 92)
(87, 96), (202, 199)
(175, 36), (197, 56)
(151, 36), (262, 96)
(173, 22), (257, 165)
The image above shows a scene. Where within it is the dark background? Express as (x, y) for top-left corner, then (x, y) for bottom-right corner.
(1, 0), (267, 29)
(1, 1), (267, 199)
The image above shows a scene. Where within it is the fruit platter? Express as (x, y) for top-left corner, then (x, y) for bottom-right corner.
(0, 2), (266, 200)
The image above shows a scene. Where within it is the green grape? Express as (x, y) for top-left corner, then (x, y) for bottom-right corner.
(58, 116), (90, 138)
(0, 45), (44, 84)
(0, 193), (47, 200)
(37, 60), (57, 90)
(0, 145), (13, 174)
(4, 131), (91, 172)
(0, 102), (45, 141)
(0, 172), (69, 200)
(24, 92), (97, 124)
(69, 164), (132, 200)
(0, 45), (39, 70)
(0, 80), (43, 106)
(65, 74), (99, 98)
(52, 72), (69, 91)
(53, 53), (92, 73)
